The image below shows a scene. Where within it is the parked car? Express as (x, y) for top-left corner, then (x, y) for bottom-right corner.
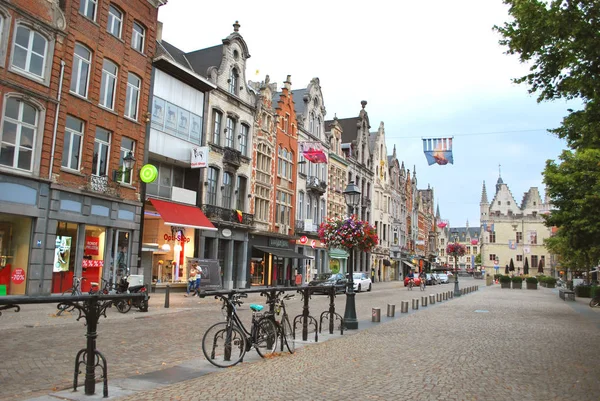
(308, 273), (347, 294)
(426, 273), (439, 285)
(436, 273), (450, 284)
(404, 276), (421, 287)
(352, 272), (372, 292)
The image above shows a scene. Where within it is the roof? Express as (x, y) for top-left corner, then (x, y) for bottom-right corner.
(290, 88), (309, 116)
(326, 117), (360, 143)
(157, 40), (192, 70)
(184, 44), (223, 78)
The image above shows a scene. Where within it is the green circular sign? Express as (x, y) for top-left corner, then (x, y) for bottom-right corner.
(140, 164), (158, 183)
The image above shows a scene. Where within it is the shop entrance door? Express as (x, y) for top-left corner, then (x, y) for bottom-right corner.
(112, 230), (131, 283)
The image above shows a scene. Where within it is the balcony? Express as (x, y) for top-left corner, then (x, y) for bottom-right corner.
(295, 219), (318, 233)
(223, 147), (241, 169)
(306, 176), (326, 195)
(85, 175), (120, 197)
(361, 196), (371, 208)
(202, 204), (253, 226)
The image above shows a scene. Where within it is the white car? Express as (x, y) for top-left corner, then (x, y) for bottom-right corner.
(436, 273), (449, 284)
(352, 272), (372, 292)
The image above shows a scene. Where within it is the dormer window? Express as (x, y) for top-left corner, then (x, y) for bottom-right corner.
(228, 68), (238, 95)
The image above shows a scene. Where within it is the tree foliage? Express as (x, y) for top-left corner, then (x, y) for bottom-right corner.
(494, 0), (600, 148)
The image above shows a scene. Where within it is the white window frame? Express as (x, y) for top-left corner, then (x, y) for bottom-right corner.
(61, 115), (84, 171)
(100, 59), (118, 109)
(93, 127), (111, 176)
(239, 124), (248, 155)
(228, 68), (238, 95)
(131, 21), (145, 53)
(11, 24), (48, 81)
(0, 97), (38, 171)
(107, 5), (123, 39)
(225, 117), (235, 148)
(212, 110), (222, 145)
(79, 0), (97, 21)
(70, 43), (92, 98)
(118, 137), (135, 185)
(125, 73), (141, 120)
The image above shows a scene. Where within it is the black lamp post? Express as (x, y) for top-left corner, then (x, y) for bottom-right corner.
(113, 151), (135, 181)
(452, 230), (461, 297)
(343, 180), (361, 330)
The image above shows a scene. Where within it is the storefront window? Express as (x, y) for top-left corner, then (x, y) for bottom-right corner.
(82, 225), (106, 292)
(112, 230), (130, 281)
(52, 221), (78, 293)
(250, 259), (265, 286)
(0, 214), (32, 296)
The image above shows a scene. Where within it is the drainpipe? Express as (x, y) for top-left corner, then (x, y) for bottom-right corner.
(48, 60), (66, 180)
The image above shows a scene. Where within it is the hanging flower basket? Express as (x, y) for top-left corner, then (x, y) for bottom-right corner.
(446, 243), (466, 258)
(318, 215), (378, 252)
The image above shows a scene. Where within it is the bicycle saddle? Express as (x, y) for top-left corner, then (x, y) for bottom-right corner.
(249, 304), (264, 312)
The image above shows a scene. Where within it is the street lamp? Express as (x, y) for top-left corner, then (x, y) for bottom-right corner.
(113, 151), (135, 181)
(343, 180), (361, 330)
(452, 230), (461, 297)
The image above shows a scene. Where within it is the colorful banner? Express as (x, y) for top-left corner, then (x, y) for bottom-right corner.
(423, 138), (453, 166)
(508, 240), (517, 250)
(527, 230), (537, 245)
(54, 236), (72, 272)
(299, 141), (327, 164)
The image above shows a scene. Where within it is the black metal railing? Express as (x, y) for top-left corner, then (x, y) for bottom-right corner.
(202, 204), (254, 225)
(86, 175), (120, 197)
(223, 148), (241, 168)
(0, 293), (148, 397)
(306, 176), (327, 194)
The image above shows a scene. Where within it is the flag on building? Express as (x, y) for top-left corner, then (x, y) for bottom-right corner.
(235, 210), (243, 223)
(422, 138), (453, 166)
(299, 141), (327, 163)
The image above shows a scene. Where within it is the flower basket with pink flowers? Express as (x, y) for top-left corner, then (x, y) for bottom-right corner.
(318, 215), (378, 252)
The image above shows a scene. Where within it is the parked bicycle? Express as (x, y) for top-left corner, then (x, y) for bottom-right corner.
(420, 279), (426, 291)
(590, 294), (600, 308)
(201, 292), (278, 368)
(264, 291), (296, 354)
(407, 280), (414, 291)
(56, 276), (86, 315)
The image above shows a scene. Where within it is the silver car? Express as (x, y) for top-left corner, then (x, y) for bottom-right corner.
(436, 273), (449, 284)
(352, 272), (372, 292)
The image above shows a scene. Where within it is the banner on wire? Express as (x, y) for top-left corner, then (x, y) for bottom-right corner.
(299, 141), (327, 163)
(422, 138), (453, 166)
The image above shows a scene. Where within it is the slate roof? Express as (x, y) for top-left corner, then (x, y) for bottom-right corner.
(184, 44), (223, 78)
(450, 227), (481, 242)
(290, 88), (309, 116)
(325, 117), (360, 143)
(158, 40), (192, 70)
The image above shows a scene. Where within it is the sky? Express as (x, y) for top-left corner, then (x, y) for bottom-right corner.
(158, 0), (571, 228)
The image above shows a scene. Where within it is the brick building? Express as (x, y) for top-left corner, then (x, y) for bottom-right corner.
(0, 0), (164, 296)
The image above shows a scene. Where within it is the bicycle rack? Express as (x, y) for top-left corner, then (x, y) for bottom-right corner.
(319, 286), (344, 335)
(293, 287), (319, 342)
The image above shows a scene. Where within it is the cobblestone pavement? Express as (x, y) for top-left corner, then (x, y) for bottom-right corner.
(2, 279), (599, 401)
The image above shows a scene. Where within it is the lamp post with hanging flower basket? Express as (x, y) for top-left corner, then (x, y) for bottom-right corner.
(447, 235), (466, 297)
(318, 182), (378, 330)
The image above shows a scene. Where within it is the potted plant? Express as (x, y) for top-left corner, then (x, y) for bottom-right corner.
(512, 276), (523, 289)
(499, 275), (511, 289)
(545, 277), (557, 288)
(574, 284), (593, 298)
(526, 276), (538, 290)
(537, 275), (547, 287)
(494, 273), (502, 281)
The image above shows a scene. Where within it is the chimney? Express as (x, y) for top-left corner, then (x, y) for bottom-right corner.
(156, 21), (163, 42)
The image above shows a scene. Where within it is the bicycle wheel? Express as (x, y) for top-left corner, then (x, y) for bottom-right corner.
(281, 316), (295, 354)
(202, 322), (246, 368)
(116, 300), (131, 314)
(590, 297), (600, 308)
(420, 282), (425, 291)
(254, 317), (278, 357)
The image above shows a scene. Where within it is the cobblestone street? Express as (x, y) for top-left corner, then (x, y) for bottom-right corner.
(2, 279), (600, 401)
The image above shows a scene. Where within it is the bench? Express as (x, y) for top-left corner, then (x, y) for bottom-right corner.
(559, 288), (575, 301)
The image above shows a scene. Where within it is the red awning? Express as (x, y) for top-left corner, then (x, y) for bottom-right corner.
(149, 198), (216, 231)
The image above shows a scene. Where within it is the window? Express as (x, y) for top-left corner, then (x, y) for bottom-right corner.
(221, 172), (233, 208)
(146, 160), (184, 198)
(473, 246), (478, 254)
(516, 255), (523, 262)
(13, 25), (48, 79)
(92, 127), (111, 176)
(489, 231), (496, 243)
(225, 117), (235, 148)
(516, 232), (523, 244)
(298, 191), (304, 220)
(125, 73), (141, 120)
(212, 110), (222, 145)
(236, 176), (246, 210)
(107, 5), (123, 38)
(99, 59), (117, 109)
(240, 124), (248, 155)
(206, 167), (218, 205)
(79, 0), (97, 21)
(489, 254), (496, 261)
(466, 246), (471, 254)
(320, 199), (325, 223)
(507, 201), (511, 205)
(283, 113), (289, 133)
(0, 97), (38, 171)
(306, 196), (311, 220)
(531, 255), (538, 269)
(118, 137), (135, 185)
(256, 143), (271, 185)
(440, 239), (445, 246)
(228, 68), (238, 94)
(254, 186), (270, 222)
(131, 22), (145, 52)
(276, 191), (292, 226)
(309, 113), (314, 134)
(61, 115), (84, 171)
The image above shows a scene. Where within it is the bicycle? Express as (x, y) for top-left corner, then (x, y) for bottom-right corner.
(407, 279), (414, 291)
(264, 291), (296, 354)
(420, 279), (426, 291)
(590, 295), (600, 308)
(56, 276), (86, 315)
(201, 292), (278, 368)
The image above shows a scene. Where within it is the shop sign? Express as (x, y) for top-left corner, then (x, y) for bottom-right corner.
(269, 238), (289, 248)
(85, 236), (100, 256)
(164, 233), (191, 243)
(311, 240), (316, 249)
(299, 236), (308, 244)
(11, 268), (25, 284)
(222, 229), (232, 238)
(82, 260), (104, 268)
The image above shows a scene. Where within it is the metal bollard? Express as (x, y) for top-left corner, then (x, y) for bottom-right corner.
(387, 304), (396, 317)
(422, 296), (428, 306)
(437, 293), (442, 302)
(429, 294), (435, 304)
(372, 307), (381, 322)
(164, 285), (170, 308)
(412, 298), (419, 310)
(449, 291), (453, 299)
(401, 301), (409, 313)
(443, 292), (448, 301)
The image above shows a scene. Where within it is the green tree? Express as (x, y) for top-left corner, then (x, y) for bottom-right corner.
(475, 253), (482, 265)
(494, 0), (600, 148)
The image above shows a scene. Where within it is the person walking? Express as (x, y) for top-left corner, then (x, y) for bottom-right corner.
(371, 267), (376, 283)
(194, 264), (203, 293)
(185, 267), (197, 297)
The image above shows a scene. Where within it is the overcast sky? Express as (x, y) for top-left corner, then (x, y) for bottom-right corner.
(158, 0), (570, 227)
